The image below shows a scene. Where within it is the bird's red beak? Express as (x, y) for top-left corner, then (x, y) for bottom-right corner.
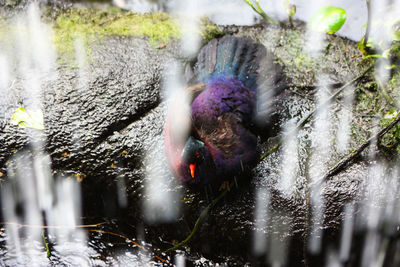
(189, 163), (196, 178)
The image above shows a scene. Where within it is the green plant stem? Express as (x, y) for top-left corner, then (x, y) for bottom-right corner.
(42, 231), (51, 258)
(260, 64), (374, 160)
(166, 182), (232, 253)
(289, 16), (294, 28)
(310, 110), (400, 188)
(244, 0), (279, 24)
(363, 0), (371, 49)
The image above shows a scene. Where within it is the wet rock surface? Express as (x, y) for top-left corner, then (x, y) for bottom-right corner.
(0, 16), (397, 266)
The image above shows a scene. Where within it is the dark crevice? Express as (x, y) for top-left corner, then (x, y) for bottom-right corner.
(93, 100), (161, 145)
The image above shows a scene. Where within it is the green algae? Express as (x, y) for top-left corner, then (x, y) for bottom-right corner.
(53, 8), (180, 60)
(200, 17), (224, 42)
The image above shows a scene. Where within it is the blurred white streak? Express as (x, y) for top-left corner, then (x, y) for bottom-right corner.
(116, 176), (128, 208)
(33, 153), (54, 213)
(339, 204), (354, 262)
(326, 250), (341, 267)
(278, 119), (299, 196)
(163, 61), (191, 147)
(336, 86), (354, 153)
(143, 140), (181, 223)
(74, 38), (89, 90)
(359, 162), (386, 267)
(363, 163), (385, 230)
(308, 186), (325, 255)
(173, 0), (202, 58)
(0, 54), (9, 94)
(47, 177), (85, 244)
(253, 187), (270, 256)
(268, 211), (290, 267)
(361, 231), (380, 267)
(116, 0), (160, 13)
(0, 54), (10, 126)
(175, 253), (186, 267)
(162, 60), (186, 101)
(27, 4), (55, 77)
(309, 83), (333, 184)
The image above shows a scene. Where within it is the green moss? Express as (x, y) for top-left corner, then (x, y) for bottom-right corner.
(275, 29), (315, 72)
(200, 17), (224, 42)
(53, 8), (180, 61)
(0, 17), (8, 41)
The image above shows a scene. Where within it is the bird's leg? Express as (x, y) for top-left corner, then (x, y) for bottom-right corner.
(204, 186), (209, 203)
(208, 184), (214, 197)
(219, 180), (231, 191)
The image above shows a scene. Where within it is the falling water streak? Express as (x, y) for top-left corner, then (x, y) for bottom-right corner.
(253, 187), (270, 256)
(336, 85), (355, 154)
(71, 38), (88, 153)
(370, 0), (400, 46)
(339, 204), (355, 263)
(325, 250), (341, 267)
(161, 60), (186, 101)
(309, 84), (333, 183)
(33, 153), (54, 214)
(116, 176), (128, 208)
(360, 162), (385, 267)
(144, 149), (181, 223)
(278, 119), (299, 196)
(2, 153), (49, 264)
(307, 81), (333, 254)
(175, 253), (186, 267)
(1, 3), (89, 264)
(304, 30), (326, 58)
(370, 0), (398, 109)
(382, 168), (400, 234)
(267, 210), (290, 267)
(143, 61), (184, 223)
(307, 186), (325, 255)
(0, 4), (57, 263)
(27, 4), (55, 79)
(0, 54), (10, 127)
(174, 0), (202, 58)
(14, 3), (57, 153)
(49, 177), (88, 265)
(117, 0), (161, 13)
(73, 38), (89, 90)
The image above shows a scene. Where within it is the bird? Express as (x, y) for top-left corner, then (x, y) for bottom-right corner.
(164, 35), (285, 186)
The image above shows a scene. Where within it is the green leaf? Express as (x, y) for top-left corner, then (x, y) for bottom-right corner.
(11, 107), (44, 130)
(308, 6), (347, 34)
(382, 109), (398, 126)
(283, 0), (296, 18)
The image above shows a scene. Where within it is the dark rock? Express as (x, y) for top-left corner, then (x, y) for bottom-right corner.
(0, 19), (391, 266)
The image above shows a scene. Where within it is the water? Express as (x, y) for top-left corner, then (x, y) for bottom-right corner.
(1, 0), (400, 266)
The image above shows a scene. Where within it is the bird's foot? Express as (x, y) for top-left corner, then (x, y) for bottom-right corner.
(219, 180), (231, 191)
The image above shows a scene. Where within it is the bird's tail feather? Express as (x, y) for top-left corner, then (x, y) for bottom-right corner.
(193, 35), (268, 90)
(192, 35), (288, 125)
